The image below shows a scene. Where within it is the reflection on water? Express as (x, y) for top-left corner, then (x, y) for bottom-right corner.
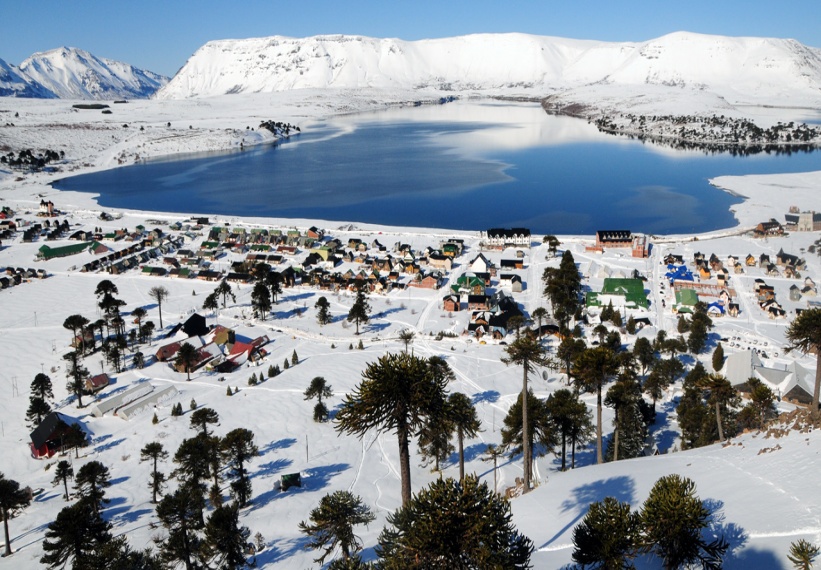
(53, 101), (821, 235)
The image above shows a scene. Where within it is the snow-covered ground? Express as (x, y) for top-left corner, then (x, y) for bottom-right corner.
(0, 91), (820, 569)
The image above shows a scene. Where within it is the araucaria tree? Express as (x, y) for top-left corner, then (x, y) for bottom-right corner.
(315, 296), (332, 325)
(336, 352), (449, 505)
(63, 349), (88, 408)
(501, 389), (555, 485)
(572, 496), (641, 569)
(640, 474), (728, 569)
(63, 314), (89, 354)
(155, 484), (206, 570)
(251, 280), (272, 320)
(140, 442), (169, 504)
(190, 407), (220, 437)
(26, 372), (54, 427)
(202, 503), (251, 570)
(347, 284), (371, 335)
(148, 285), (170, 329)
(574, 346), (619, 464)
(544, 388), (591, 471)
(52, 460), (74, 501)
(175, 343), (200, 380)
(376, 475), (533, 569)
(304, 376), (334, 422)
(74, 460), (111, 515)
(542, 250), (582, 331)
(447, 392), (481, 482)
(785, 307), (821, 415)
(298, 490), (376, 565)
(40, 501), (112, 569)
(0, 473), (31, 557)
(220, 428), (259, 507)
(501, 334), (549, 494)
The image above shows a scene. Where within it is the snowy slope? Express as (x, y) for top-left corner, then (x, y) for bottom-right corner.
(157, 31), (821, 108)
(0, 57), (55, 98)
(16, 47), (168, 100)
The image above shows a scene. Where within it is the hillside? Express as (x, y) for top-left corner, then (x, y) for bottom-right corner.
(157, 31), (821, 111)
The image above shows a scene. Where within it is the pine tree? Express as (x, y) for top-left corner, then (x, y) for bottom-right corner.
(298, 490), (375, 564)
(189, 407), (219, 438)
(25, 395), (51, 428)
(292, 350), (299, 365)
(376, 476), (533, 569)
(155, 484), (206, 570)
(712, 342), (725, 372)
(220, 428), (258, 507)
(347, 285), (371, 335)
(284, 358), (290, 370)
(574, 346), (619, 464)
(140, 442), (168, 504)
(63, 349), (88, 408)
(417, 413), (454, 473)
(74, 460), (111, 515)
(545, 388), (591, 471)
(0, 473), (31, 557)
(640, 474), (728, 569)
(336, 353), (450, 505)
(501, 389), (555, 484)
(315, 296), (332, 325)
(175, 343), (200, 381)
(447, 392), (481, 482)
(40, 501), (112, 569)
(788, 539), (820, 570)
(202, 503), (250, 570)
(572, 496), (641, 569)
(51, 460), (74, 501)
(625, 315), (637, 335)
(31, 372), (54, 400)
(605, 378), (647, 462)
(305, 377), (334, 422)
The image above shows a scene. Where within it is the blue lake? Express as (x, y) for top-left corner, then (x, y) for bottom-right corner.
(53, 102), (821, 235)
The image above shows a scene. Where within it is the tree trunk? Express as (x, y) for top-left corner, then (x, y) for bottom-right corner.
(158, 301), (164, 329)
(3, 509), (11, 557)
(813, 352), (821, 417)
(521, 364), (531, 493)
(398, 428), (412, 505)
(560, 433), (567, 471)
(613, 409), (620, 462)
(596, 384), (604, 464)
(458, 428), (465, 483)
(63, 477), (69, 501)
(715, 400), (725, 442)
(571, 438), (576, 469)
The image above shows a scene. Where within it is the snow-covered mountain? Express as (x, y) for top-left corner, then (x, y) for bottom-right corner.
(1, 47), (168, 100)
(157, 31), (821, 107)
(0, 57), (55, 98)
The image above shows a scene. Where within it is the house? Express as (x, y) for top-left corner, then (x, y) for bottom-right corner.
(307, 226), (324, 240)
(776, 249), (806, 270)
(499, 273), (523, 293)
(586, 278), (649, 310)
(30, 412), (82, 459)
(482, 228), (531, 249)
(84, 373), (110, 394)
(753, 219), (784, 237)
(595, 230), (632, 248)
(784, 208), (821, 232)
(468, 295), (490, 310)
(664, 253), (684, 265)
(500, 259), (524, 270)
(674, 289), (699, 314)
(789, 285), (802, 302)
(724, 350), (816, 404)
(728, 303), (740, 317)
(745, 254), (757, 267)
(443, 295), (460, 312)
(183, 313), (209, 337)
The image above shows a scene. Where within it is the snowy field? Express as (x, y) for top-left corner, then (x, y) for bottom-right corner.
(0, 91), (820, 568)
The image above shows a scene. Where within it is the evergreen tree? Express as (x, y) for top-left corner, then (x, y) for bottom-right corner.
(305, 376), (333, 422)
(201, 503), (250, 570)
(788, 539), (820, 570)
(147, 285), (169, 329)
(417, 411), (454, 473)
(189, 407), (219, 438)
(545, 388), (590, 471)
(347, 285), (371, 335)
(292, 350), (299, 365)
(214, 280), (236, 309)
(542, 250), (582, 331)
(571, 496), (641, 569)
(298, 490), (376, 565)
(284, 358), (290, 370)
(140, 442), (169, 504)
(605, 383), (647, 462)
(63, 349), (88, 408)
(220, 428), (259, 507)
(84, 535), (162, 570)
(447, 392), (481, 482)
(501, 389), (555, 483)
(64, 423), (88, 458)
(63, 314), (90, 354)
(315, 296), (333, 325)
(74, 460), (111, 515)
(574, 346), (619, 464)
(155, 485), (206, 570)
(203, 291), (219, 315)
(785, 308), (821, 415)
(677, 363), (711, 449)
(336, 353), (450, 505)
(640, 474), (728, 569)
(0, 473), (31, 557)
(644, 357), (685, 411)
(738, 377), (776, 431)
(173, 437), (213, 495)
(502, 334), (549, 493)
(52, 460), (74, 501)
(376, 476), (533, 569)
(632, 337), (656, 376)
(625, 315), (637, 335)
(174, 343), (200, 381)
(26, 394), (51, 428)
(712, 342), (725, 372)
(557, 336), (586, 383)
(31, 372), (54, 400)
(267, 271), (283, 304)
(40, 501), (112, 569)
(250, 280), (272, 319)
(687, 304), (713, 355)
(701, 373), (737, 442)
(567, 397), (595, 469)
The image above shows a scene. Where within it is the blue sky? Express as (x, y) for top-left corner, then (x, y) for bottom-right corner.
(2, 0), (819, 77)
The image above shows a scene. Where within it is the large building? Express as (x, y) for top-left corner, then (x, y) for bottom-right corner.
(481, 228), (531, 249)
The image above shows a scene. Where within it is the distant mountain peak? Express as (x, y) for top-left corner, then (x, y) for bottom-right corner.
(1, 47), (167, 100)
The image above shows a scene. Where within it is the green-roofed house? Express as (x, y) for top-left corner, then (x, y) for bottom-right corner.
(674, 289), (700, 314)
(37, 242), (92, 261)
(586, 278), (649, 310)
